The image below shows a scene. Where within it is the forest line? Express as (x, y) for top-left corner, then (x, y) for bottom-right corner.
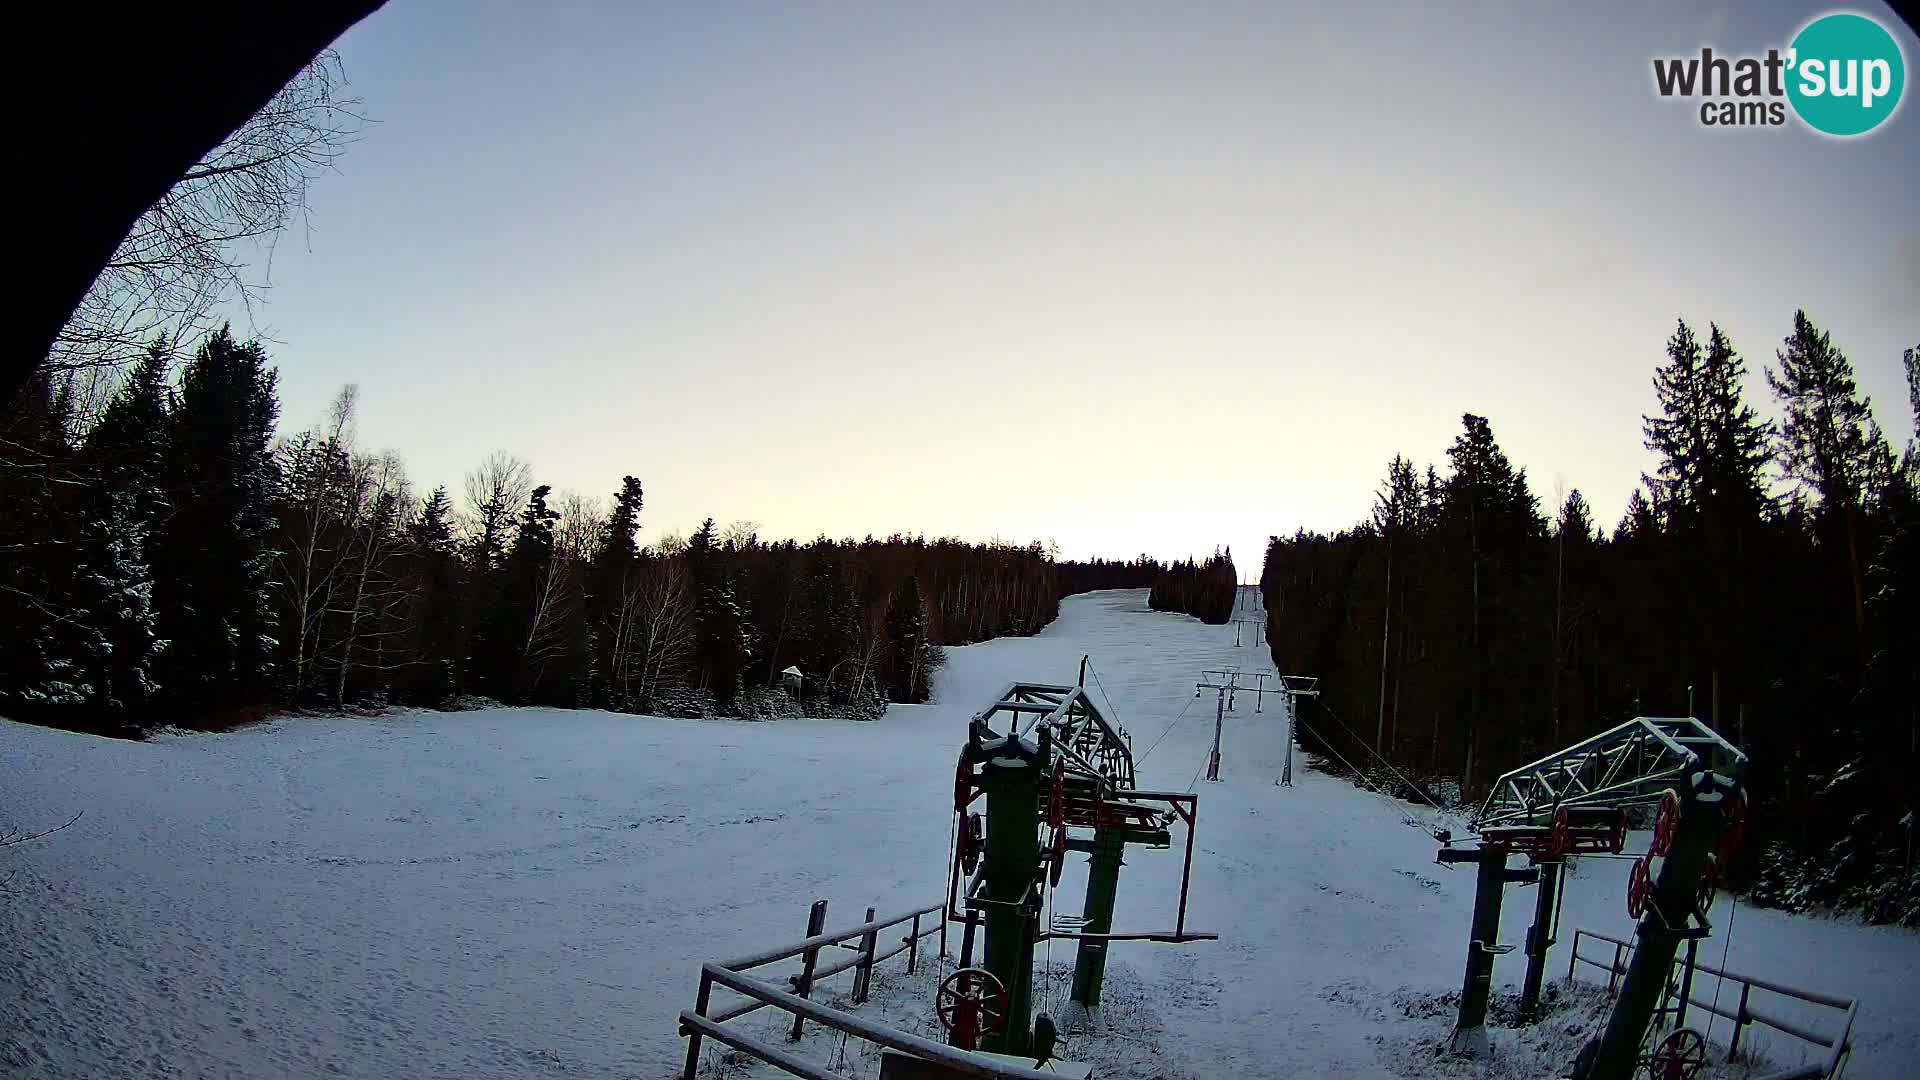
(1259, 313), (1919, 925)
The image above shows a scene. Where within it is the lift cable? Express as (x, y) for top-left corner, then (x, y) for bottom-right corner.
(1292, 717), (1394, 801)
(1293, 717), (1449, 835)
(1705, 893), (1739, 1050)
(1309, 697), (1458, 819)
(1134, 694), (1200, 767)
(1085, 659), (1125, 728)
(1185, 740), (1211, 793)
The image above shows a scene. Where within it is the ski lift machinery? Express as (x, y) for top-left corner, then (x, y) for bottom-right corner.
(943, 660), (1217, 1059)
(1433, 715), (1748, 1080)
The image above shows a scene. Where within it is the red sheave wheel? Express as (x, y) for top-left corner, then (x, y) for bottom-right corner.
(1718, 789), (1747, 862)
(1648, 1027), (1707, 1080)
(954, 748), (974, 815)
(1550, 807), (1572, 859)
(1652, 790), (1681, 857)
(958, 812), (983, 875)
(1048, 823), (1068, 887)
(937, 967), (1008, 1049)
(1627, 854), (1653, 920)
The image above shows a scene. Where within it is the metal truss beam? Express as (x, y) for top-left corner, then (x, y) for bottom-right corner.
(1473, 717), (1747, 831)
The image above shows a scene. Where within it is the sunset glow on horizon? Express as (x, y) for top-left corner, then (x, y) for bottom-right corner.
(245, 1), (1918, 572)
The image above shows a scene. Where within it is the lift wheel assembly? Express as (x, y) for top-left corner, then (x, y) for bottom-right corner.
(936, 967), (1008, 1051)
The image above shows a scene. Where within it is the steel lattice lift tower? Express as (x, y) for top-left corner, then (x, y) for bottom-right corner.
(1434, 716), (1749, 1080)
(942, 665), (1216, 1058)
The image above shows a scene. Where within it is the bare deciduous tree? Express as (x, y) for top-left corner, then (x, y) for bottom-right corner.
(630, 558), (697, 708)
(462, 451), (532, 571)
(555, 492), (605, 565)
(720, 520), (761, 549)
(329, 450), (410, 708)
(274, 386), (358, 702)
(52, 53), (368, 412)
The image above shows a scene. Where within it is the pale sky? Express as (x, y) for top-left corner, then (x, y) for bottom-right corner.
(244, 1), (1920, 574)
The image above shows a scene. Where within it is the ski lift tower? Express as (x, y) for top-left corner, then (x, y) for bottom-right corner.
(1193, 669), (1278, 782)
(1434, 716), (1747, 1079)
(946, 663), (1216, 1054)
(1275, 675), (1318, 786)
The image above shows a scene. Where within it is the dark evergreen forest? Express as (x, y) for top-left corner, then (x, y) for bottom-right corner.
(1149, 552), (1238, 624)
(0, 329), (1061, 733)
(1261, 315), (1920, 924)
(1056, 551), (1239, 624)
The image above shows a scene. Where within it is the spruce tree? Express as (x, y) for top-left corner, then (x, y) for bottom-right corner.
(408, 486), (465, 704)
(1768, 311), (1889, 659)
(1441, 413), (1544, 794)
(69, 351), (174, 722)
(885, 574), (935, 702)
(0, 369), (84, 713)
(1643, 319), (1711, 519)
(1614, 488), (1659, 543)
(480, 484), (562, 702)
(585, 476), (644, 706)
(687, 517), (753, 710)
(800, 549), (858, 698)
(1641, 320), (1774, 725)
(153, 326), (281, 715)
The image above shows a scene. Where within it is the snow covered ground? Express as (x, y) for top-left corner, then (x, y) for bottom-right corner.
(2, 590), (1915, 1079)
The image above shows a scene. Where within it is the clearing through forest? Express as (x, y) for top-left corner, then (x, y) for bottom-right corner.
(2, 590), (1914, 1079)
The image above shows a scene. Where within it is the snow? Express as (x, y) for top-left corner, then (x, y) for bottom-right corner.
(2, 589), (1916, 1079)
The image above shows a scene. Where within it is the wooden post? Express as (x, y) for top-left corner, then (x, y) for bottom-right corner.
(853, 906), (878, 1004)
(681, 970), (713, 1080)
(789, 899), (829, 1041)
(907, 912), (922, 974)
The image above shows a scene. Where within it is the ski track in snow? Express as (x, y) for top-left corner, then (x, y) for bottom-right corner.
(2, 590), (1915, 1079)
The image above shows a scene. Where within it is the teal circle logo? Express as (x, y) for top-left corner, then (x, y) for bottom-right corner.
(1787, 12), (1905, 136)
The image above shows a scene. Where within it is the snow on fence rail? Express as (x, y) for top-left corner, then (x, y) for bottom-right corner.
(1567, 927), (1858, 1080)
(678, 898), (1055, 1080)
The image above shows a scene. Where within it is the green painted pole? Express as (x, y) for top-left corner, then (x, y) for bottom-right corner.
(1579, 776), (1734, 1080)
(978, 728), (1048, 1055)
(1069, 826), (1126, 1006)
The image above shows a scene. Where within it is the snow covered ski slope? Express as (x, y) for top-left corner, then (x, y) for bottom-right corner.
(2, 590), (1915, 1079)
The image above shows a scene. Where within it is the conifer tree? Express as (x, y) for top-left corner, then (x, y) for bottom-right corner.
(408, 485), (465, 703)
(687, 517), (753, 709)
(1769, 311), (1890, 659)
(69, 348), (174, 721)
(584, 476), (644, 706)
(480, 484), (563, 702)
(800, 549), (858, 698)
(0, 369), (84, 713)
(885, 573), (936, 702)
(154, 326), (281, 714)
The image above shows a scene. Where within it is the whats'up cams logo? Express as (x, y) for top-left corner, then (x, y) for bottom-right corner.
(1653, 10), (1906, 136)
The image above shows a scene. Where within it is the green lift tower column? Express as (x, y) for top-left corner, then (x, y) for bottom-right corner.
(1068, 824), (1124, 1006)
(974, 723), (1051, 1056)
(1578, 771), (1737, 1080)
